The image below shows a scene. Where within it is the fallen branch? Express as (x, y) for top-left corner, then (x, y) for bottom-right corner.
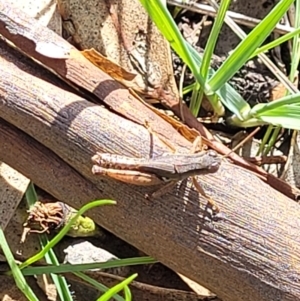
(0, 33), (299, 301)
(0, 2), (299, 199)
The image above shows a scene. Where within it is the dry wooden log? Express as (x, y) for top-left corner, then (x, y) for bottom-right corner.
(0, 33), (300, 301)
(0, 1), (299, 200)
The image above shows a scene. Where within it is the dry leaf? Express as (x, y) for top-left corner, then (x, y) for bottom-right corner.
(82, 48), (142, 90)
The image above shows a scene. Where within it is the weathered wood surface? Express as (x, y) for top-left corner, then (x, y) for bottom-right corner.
(0, 1), (299, 200)
(0, 33), (300, 301)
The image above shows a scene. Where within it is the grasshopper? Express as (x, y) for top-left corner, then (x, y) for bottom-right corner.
(92, 150), (220, 185)
(91, 146), (221, 212)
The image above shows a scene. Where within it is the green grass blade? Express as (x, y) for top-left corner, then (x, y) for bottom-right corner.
(208, 0), (294, 91)
(124, 285), (132, 301)
(251, 93), (300, 114)
(189, 84), (203, 116)
(229, 104), (300, 129)
(190, 0), (231, 115)
(225, 92), (300, 129)
(0, 228), (39, 300)
(73, 271), (125, 301)
(41, 236), (73, 300)
(251, 26), (300, 58)
(25, 182), (38, 200)
(256, 125), (273, 155)
(140, 0), (251, 117)
(21, 257), (157, 275)
(97, 274), (137, 301)
(200, 0), (231, 80)
(19, 199), (116, 270)
(263, 127), (281, 155)
(139, 0), (204, 86)
(186, 42), (250, 117)
(290, 0), (300, 80)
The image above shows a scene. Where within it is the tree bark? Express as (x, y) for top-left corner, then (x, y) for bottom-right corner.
(0, 31), (300, 301)
(0, 1), (299, 200)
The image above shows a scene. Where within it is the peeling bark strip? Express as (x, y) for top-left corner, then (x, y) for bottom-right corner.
(0, 2), (299, 200)
(0, 32), (300, 301)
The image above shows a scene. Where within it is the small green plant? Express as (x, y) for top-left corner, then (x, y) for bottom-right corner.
(0, 183), (156, 301)
(140, 0), (300, 132)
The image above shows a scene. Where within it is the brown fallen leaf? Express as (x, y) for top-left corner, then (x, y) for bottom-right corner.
(82, 48), (141, 90)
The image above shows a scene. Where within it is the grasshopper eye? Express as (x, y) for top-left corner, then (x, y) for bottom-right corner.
(206, 150), (218, 157)
(206, 150), (221, 172)
(161, 177), (172, 183)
